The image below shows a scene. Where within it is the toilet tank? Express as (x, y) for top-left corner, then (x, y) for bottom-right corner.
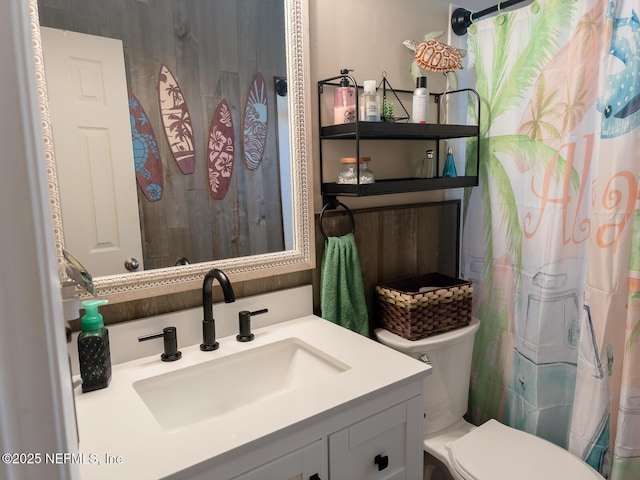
(375, 317), (480, 435)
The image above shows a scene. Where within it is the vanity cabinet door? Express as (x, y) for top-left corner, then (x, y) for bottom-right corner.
(230, 439), (326, 480)
(329, 397), (423, 480)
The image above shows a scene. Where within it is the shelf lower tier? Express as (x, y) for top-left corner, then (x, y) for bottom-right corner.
(322, 176), (478, 197)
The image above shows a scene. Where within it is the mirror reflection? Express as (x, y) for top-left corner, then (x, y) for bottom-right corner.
(38, 0), (291, 277)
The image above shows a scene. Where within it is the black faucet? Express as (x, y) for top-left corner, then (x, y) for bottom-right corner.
(201, 268), (235, 351)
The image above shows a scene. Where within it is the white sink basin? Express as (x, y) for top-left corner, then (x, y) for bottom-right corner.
(133, 337), (350, 431)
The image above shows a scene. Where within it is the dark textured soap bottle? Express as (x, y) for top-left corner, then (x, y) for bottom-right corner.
(77, 299), (111, 393)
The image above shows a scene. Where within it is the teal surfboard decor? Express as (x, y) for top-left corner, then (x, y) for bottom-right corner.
(128, 93), (163, 202)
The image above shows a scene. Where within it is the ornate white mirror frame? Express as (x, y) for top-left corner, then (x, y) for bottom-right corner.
(29, 0), (314, 303)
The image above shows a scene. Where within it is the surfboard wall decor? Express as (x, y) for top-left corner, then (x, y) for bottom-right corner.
(158, 64), (195, 174)
(242, 72), (268, 170)
(128, 93), (163, 202)
(207, 99), (235, 199)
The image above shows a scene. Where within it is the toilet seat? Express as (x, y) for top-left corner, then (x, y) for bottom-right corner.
(447, 419), (605, 480)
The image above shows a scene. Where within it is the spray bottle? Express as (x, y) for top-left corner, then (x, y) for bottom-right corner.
(361, 80), (381, 121)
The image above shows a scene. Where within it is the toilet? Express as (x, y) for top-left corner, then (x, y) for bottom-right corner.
(374, 318), (605, 480)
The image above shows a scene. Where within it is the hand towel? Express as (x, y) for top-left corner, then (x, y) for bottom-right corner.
(320, 233), (369, 336)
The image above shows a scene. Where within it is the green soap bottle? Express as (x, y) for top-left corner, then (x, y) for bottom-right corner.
(78, 299), (111, 393)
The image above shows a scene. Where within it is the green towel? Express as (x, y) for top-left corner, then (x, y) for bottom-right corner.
(320, 233), (369, 336)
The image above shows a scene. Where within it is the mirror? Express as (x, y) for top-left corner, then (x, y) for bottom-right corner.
(30, 0), (313, 302)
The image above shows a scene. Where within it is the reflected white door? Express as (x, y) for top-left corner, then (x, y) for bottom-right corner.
(41, 27), (143, 276)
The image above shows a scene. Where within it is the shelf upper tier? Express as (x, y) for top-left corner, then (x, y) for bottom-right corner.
(320, 121), (479, 140)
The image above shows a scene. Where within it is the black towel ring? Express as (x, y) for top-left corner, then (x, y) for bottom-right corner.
(319, 200), (356, 241)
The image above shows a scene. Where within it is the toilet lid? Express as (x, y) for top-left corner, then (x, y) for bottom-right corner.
(448, 420), (605, 480)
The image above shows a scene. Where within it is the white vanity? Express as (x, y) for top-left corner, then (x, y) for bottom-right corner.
(71, 288), (430, 480)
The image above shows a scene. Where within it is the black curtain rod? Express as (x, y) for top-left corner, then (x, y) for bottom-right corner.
(451, 0), (532, 35)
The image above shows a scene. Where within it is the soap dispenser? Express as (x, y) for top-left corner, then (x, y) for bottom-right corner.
(333, 72), (356, 124)
(77, 299), (111, 393)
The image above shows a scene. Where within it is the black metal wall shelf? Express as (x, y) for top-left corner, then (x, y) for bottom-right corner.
(318, 74), (480, 205)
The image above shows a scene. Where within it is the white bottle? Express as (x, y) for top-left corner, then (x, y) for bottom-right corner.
(362, 80), (380, 122)
(412, 76), (429, 123)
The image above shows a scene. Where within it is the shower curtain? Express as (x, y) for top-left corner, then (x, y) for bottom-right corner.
(460, 0), (640, 478)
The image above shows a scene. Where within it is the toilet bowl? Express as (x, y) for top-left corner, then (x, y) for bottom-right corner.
(375, 318), (605, 480)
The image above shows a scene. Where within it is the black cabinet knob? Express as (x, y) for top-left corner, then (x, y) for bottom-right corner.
(309, 474), (321, 480)
(374, 454), (389, 471)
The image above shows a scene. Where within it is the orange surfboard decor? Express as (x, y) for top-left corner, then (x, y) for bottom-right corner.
(242, 72), (268, 170)
(207, 99), (234, 199)
(158, 64), (195, 174)
(128, 93), (163, 201)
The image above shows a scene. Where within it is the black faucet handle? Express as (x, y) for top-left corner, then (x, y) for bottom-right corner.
(236, 308), (268, 342)
(139, 326), (182, 362)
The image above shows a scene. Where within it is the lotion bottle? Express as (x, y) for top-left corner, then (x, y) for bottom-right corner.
(77, 299), (111, 393)
(412, 76), (429, 123)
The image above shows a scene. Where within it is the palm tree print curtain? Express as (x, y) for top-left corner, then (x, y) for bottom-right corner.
(460, 1), (640, 478)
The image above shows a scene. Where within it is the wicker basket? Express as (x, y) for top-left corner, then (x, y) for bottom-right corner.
(376, 273), (473, 340)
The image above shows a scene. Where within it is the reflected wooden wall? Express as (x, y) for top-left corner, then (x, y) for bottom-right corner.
(66, 201), (460, 330)
(38, 0), (286, 270)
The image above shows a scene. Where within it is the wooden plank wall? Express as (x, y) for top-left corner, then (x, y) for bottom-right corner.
(38, 0), (286, 270)
(313, 200), (460, 335)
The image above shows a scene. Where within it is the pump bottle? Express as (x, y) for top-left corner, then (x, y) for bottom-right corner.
(77, 299), (111, 392)
(333, 76), (356, 124)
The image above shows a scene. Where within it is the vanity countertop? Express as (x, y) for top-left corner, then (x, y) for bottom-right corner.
(73, 315), (430, 479)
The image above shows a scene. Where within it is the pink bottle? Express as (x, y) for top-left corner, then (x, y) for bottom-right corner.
(334, 77), (356, 124)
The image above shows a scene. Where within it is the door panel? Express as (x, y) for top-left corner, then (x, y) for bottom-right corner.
(41, 27), (143, 275)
